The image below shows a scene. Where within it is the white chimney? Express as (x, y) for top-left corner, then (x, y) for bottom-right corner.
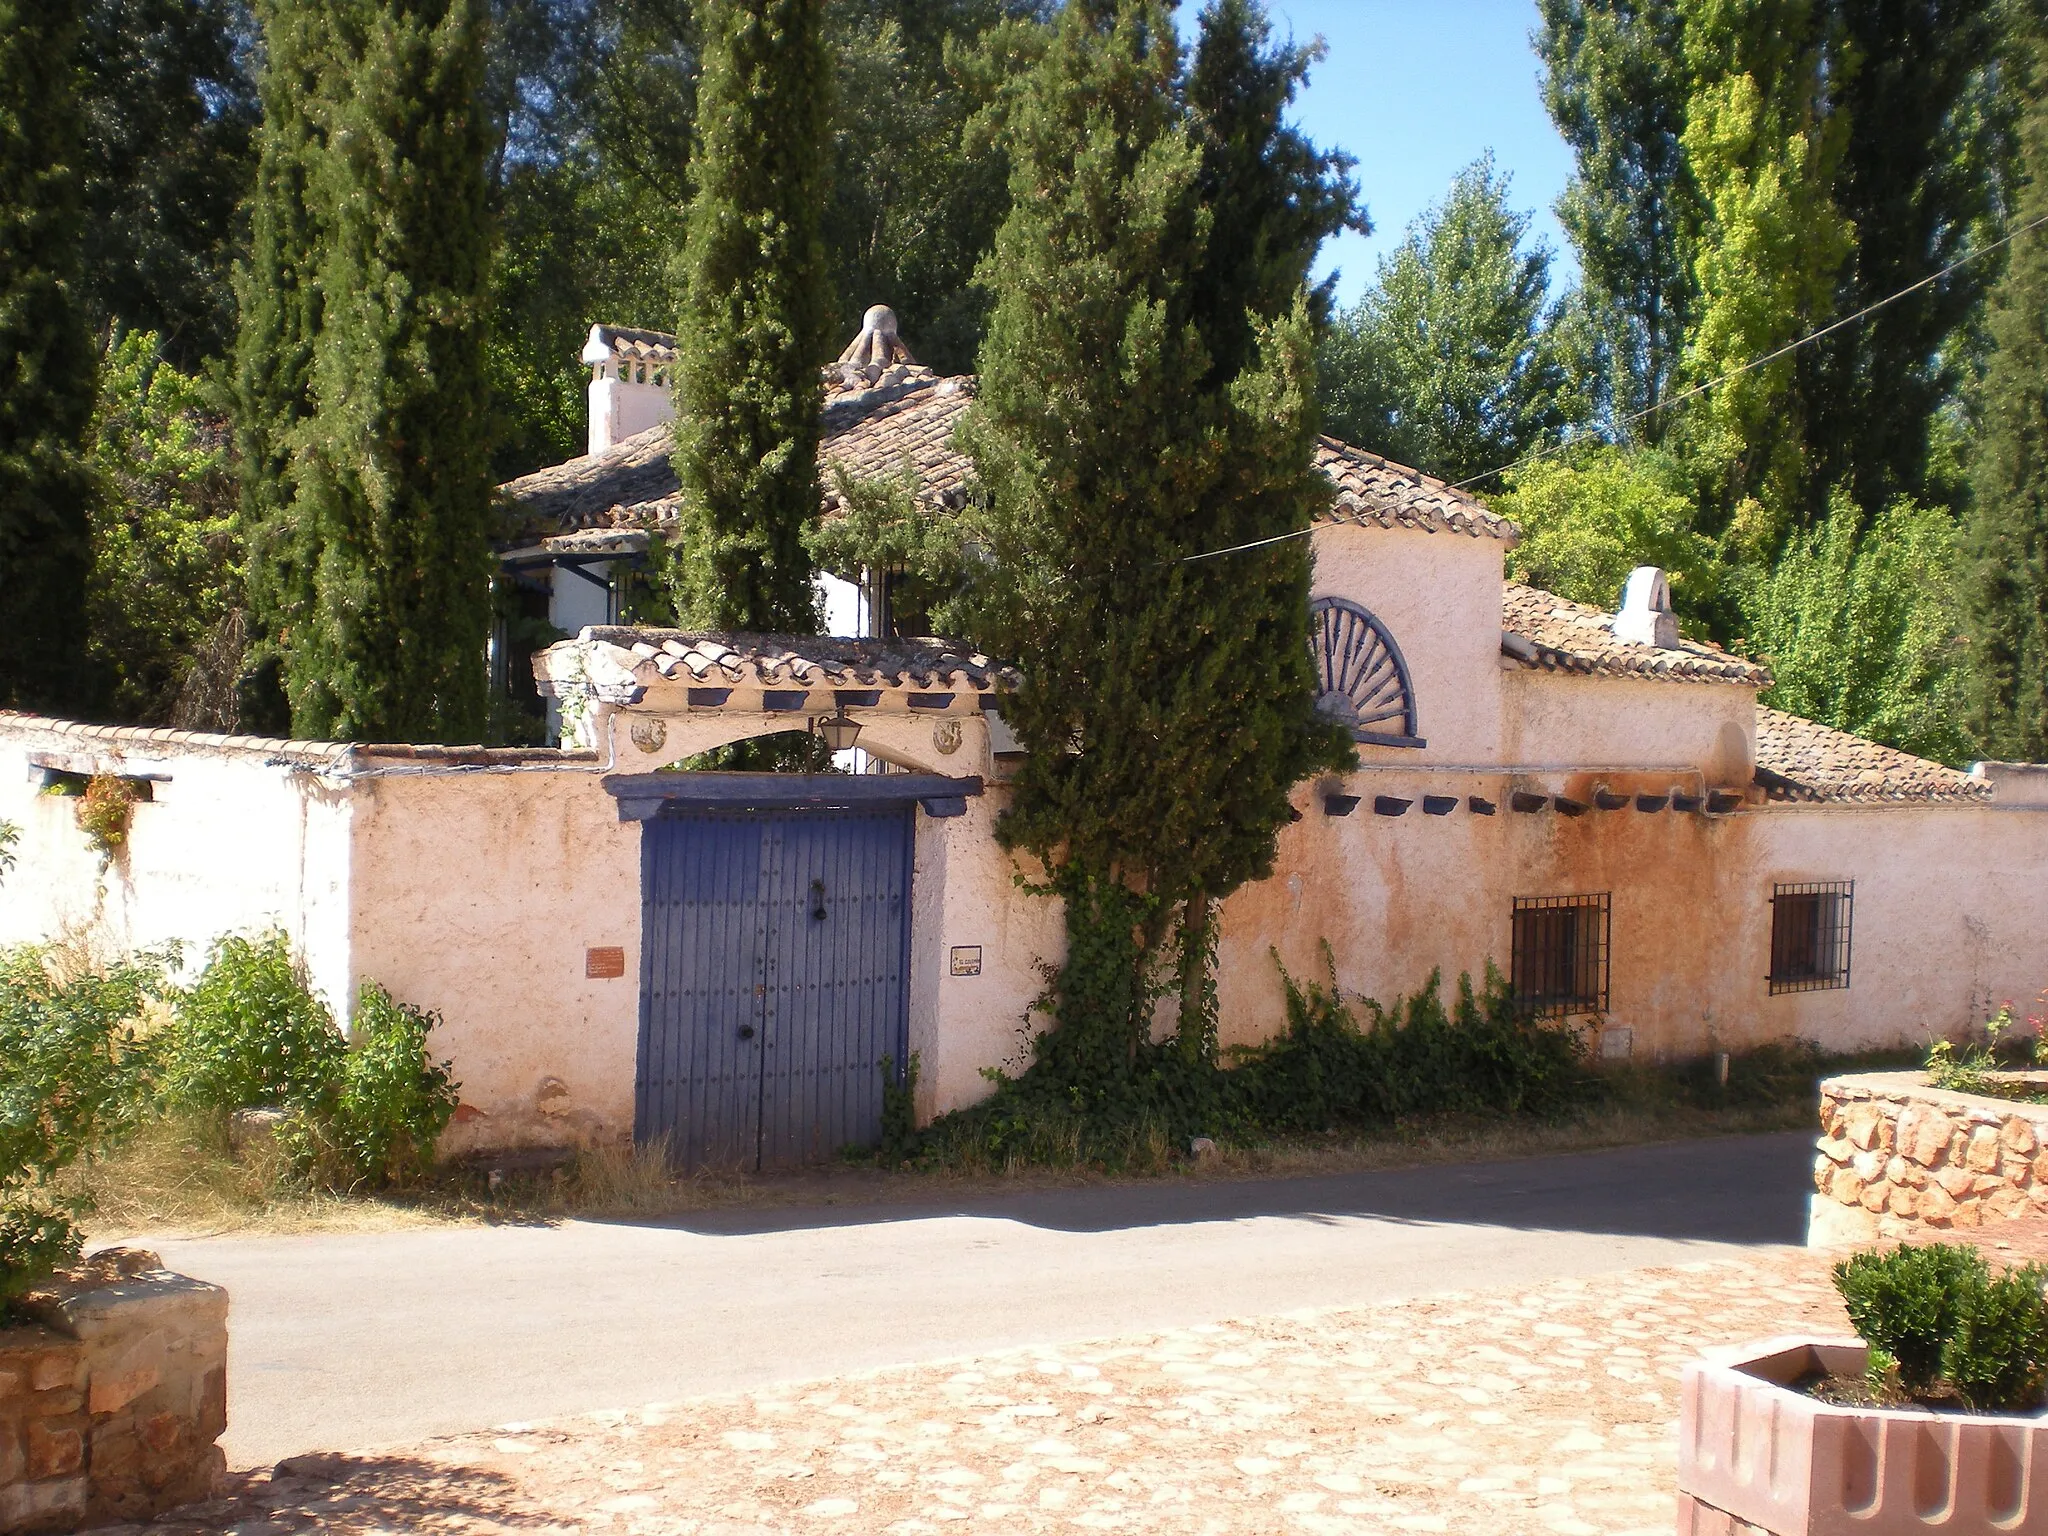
(1612, 566), (1679, 648)
(582, 324), (677, 456)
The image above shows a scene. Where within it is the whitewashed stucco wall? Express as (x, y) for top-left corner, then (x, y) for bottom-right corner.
(0, 722), (355, 1013)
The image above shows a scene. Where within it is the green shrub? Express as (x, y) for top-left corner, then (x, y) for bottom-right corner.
(1833, 1242), (2048, 1411)
(280, 985), (457, 1190)
(166, 932), (345, 1117)
(0, 944), (171, 1305)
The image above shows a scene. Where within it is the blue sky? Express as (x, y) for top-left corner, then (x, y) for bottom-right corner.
(1198, 1), (1577, 310)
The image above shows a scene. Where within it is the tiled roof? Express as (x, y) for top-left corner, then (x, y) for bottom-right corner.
(563, 630), (1019, 693)
(1314, 438), (1517, 542)
(1500, 583), (1771, 687)
(498, 378), (1520, 546)
(0, 712), (597, 766)
(1753, 707), (1987, 804)
(585, 325), (677, 368)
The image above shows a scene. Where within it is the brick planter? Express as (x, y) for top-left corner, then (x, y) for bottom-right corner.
(0, 1249), (226, 1534)
(1678, 1336), (2048, 1536)
(1809, 1072), (2048, 1246)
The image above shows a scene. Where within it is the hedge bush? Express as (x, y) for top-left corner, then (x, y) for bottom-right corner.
(1834, 1242), (2048, 1411)
(0, 944), (172, 1305)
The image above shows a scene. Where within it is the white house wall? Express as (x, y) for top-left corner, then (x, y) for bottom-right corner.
(0, 722), (355, 1016)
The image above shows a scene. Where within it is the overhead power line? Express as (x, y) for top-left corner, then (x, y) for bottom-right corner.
(1165, 208), (2048, 570)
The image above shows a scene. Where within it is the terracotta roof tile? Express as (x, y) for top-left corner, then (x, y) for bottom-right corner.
(552, 630), (1018, 696)
(498, 378), (1520, 547)
(1753, 707), (1985, 804)
(0, 712), (598, 766)
(1500, 582), (1770, 687)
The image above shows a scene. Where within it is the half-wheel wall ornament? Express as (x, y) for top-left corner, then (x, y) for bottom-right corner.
(1310, 596), (1424, 748)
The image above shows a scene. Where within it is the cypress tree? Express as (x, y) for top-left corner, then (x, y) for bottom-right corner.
(957, 0), (1350, 1069)
(666, 0), (834, 633)
(0, 0), (96, 715)
(235, 0), (328, 733)
(286, 0), (498, 741)
(1964, 35), (2048, 760)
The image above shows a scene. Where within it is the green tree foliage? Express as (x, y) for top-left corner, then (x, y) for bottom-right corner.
(1676, 0), (1853, 537)
(1748, 491), (1969, 765)
(825, 1), (1054, 377)
(0, 0), (97, 718)
(665, 0), (835, 633)
(87, 333), (244, 728)
(0, 944), (171, 1304)
(1497, 447), (1723, 627)
(1802, 0), (2008, 519)
(483, 0), (700, 476)
(234, 0), (328, 735)
(78, 0), (260, 369)
(957, 0), (1353, 1069)
(1319, 156), (1585, 483)
(1537, 0), (1694, 439)
(283, 0), (499, 741)
(1965, 31), (2048, 761)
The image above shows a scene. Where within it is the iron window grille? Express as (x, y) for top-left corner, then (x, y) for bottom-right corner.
(1769, 881), (1853, 994)
(1510, 893), (1611, 1017)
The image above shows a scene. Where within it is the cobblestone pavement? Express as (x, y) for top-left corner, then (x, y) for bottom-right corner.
(117, 1247), (1863, 1536)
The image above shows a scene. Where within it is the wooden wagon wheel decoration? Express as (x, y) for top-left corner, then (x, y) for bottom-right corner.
(1310, 596), (1424, 747)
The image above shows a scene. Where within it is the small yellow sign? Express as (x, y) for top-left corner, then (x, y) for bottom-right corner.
(950, 946), (982, 977)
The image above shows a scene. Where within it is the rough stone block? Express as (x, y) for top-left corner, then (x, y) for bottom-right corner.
(1919, 1181), (1958, 1222)
(1878, 1116), (1898, 1154)
(1859, 1181), (1890, 1213)
(2002, 1115), (2040, 1157)
(1831, 1172), (1867, 1208)
(1986, 1186), (2032, 1220)
(26, 1351), (78, 1395)
(87, 1328), (166, 1416)
(1953, 1202), (1985, 1229)
(1898, 1104), (1953, 1167)
(1844, 1102), (1884, 1151)
(1890, 1185), (1920, 1218)
(1967, 1126), (2003, 1172)
(1853, 1147), (1889, 1185)
(1934, 1164), (1977, 1198)
(0, 1475), (85, 1532)
(26, 1417), (85, 1479)
(0, 1418), (22, 1483)
(1886, 1155), (1911, 1186)
(1813, 1161), (1834, 1196)
(1819, 1133), (1854, 1164)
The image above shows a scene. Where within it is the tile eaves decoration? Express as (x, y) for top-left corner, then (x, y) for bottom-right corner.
(1500, 582), (1772, 688)
(1752, 707), (1987, 805)
(1311, 438), (1518, 543)
(551, 629), (1020, 700)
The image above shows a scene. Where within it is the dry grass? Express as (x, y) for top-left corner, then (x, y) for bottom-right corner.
(69, 1091), (1820, 1247)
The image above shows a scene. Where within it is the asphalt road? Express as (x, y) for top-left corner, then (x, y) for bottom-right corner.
(153, 1131), (1815, 1469)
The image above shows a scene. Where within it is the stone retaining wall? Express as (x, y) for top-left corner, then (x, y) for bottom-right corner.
(0, 1250), (226, 1534)
(1809, 1071), (2048, 1246)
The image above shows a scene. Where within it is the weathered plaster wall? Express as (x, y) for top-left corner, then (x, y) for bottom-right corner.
(1503, 672), (1755, 783)
(1308, 522), (1507, 765)
(1216, 783), (2048, 1065)
(0, 723), (354, 1012)
(345, 765), (640, 1153)
(909, 784), (1063, 1118)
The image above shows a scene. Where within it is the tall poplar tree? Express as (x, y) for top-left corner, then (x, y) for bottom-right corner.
(1537, 0), (1693, 441)
(958, 0), (1351, 1070)
(1676, 0), (1851, 540)
(286, 0), (498, 741)
(0, 0), (96, 715)
(1964, 32), (2048, 761)
(1803, 0), (2007, 519)
(666, 0), (834, 634)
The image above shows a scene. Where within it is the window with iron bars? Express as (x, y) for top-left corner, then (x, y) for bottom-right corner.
(1510, 893), (1611, 1016)
(1769, 881), (1853, 994)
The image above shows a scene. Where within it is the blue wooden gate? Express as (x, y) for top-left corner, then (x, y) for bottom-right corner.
(637, 806), (912, 1169)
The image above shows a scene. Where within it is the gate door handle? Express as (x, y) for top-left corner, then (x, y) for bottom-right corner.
(737, 1024), (756, 1040)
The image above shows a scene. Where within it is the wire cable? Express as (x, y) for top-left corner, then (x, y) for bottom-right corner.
(1160, 208), (2048, 568)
